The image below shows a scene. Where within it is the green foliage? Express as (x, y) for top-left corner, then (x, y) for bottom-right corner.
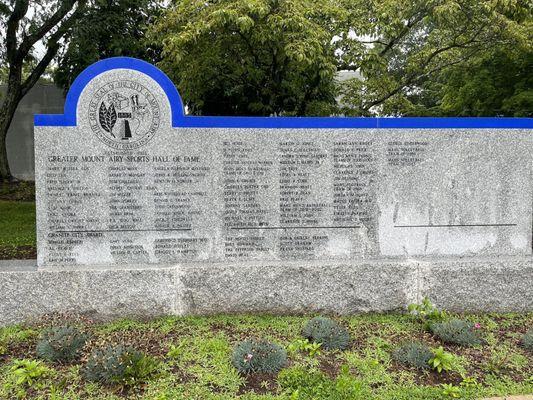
(302, 316), (350, 350)
(279, 365), (370, 399)
(428, 346), (457, 374)
(166, 343), (185, 359)
(54, 0), (162, 91)
(392, 342), (433, 369)
(407, 297), (446, 327)
(1, 313), (533, 399)
(287, 338), (322, 357)
(36, 326), (88, 363)
(430, 319), (484, 347)
(231, 339), (287, 374)
(2, 359), (53, 399)
(83, 345), (159, 388)
(150, 0), (340, 116)
(521, 329), (533, 351)
(440, 383), (461, 398)
(8, 359), (50, 387)
(437, 49), (532, 117)
(460, 376), (481, 391)
(169, 334), (242, 392)
(485, 343), (529, 374)
(0, 201), (36, 248)
(337, 0), (532, 117)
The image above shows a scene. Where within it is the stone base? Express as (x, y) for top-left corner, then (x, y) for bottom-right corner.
(1, 257), (532, 326)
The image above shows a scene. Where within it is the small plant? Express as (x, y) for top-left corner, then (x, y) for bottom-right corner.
(36, 326), (88, 363)
(430, 319), (484, 347)
(231, 339), (287, 374)
(302, 317), (350, 350)
(166, 343), (185, 359)
(287, 338), (322, 357)
(392, 342), (433, 369)
(408, 297), (446, 327)
(460, 376), (481, 390)
(440, 383), (461, 398)
(9, 359), (50, 386)
(3, 359), (52, 399)
(429, 346), (457, 373)
(521, 329), (533, 351)
(83, 345), (159, 388)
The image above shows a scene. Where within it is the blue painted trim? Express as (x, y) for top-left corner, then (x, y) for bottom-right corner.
(34, 57), (533, 129)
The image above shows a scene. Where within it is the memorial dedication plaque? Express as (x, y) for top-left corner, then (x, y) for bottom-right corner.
(34, 58), (533, 268)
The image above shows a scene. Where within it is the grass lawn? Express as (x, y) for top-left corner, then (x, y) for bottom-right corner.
(0, 200), (36, 259)
(0, 180), (37, 259)
(0, 313), (532, 399)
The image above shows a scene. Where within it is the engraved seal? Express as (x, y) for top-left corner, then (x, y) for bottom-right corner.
(88, 80), (160, 150)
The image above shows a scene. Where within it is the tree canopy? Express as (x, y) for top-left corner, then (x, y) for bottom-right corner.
(54, 0), (162, 91)
(150, 0), (342, 116)
(335, 0), (532, 116)
(150, 0), (532, 117)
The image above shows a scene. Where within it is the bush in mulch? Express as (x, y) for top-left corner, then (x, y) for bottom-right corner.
(521, 329), (533, 351)
(392, 342), (433, 369)
(232, 339), (287, 374)
(36, 326), (88, 363)
(302, 317), (350, 350)
(83, 345), (159, 388)
(430, 319), (484, 347)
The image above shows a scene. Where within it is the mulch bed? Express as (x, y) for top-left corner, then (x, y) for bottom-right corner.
(0, 245), (37, 260)
(0, 181), (35, 202)
(1, 313), (531, 397)
(238, 372), (279, 395)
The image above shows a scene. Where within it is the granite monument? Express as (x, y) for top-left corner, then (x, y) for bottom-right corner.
(0, 57), (532, 325)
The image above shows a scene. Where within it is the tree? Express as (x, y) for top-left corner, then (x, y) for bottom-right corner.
(411, 17), (532, 117)
(150, 0), (342, 116)
(0, 0), (86, 182)
(335, 0), (532, 116)
(54, 0), (162, 91)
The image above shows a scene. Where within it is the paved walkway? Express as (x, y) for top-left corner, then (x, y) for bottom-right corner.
(482, 396), (533, 400)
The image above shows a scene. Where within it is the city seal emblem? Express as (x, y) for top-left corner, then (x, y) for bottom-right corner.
(88, 80), (160, 150)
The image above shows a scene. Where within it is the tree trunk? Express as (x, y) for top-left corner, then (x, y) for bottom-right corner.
(0, 90), (21, 182)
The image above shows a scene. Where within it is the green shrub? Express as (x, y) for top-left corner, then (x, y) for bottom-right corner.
(440, 383), (461, 398)
(430, 319), (484, 347)
(231, 339), (287, 374)
(287, 338), (322, 357)
(392, 342), (433, 369)
(521, 330), (533, 351)
(9, 359), (51, 386)
(429, 346), (458, 373)
(36, 326), (88, 363)
(3, 359), (53, 399)
(408, 297), (446, 328)
(302, 317), (350, 350)
(83, 345), (159, 388)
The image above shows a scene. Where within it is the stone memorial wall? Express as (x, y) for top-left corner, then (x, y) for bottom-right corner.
(34, 63), (532, 267)
(1, 57), (532, 326)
